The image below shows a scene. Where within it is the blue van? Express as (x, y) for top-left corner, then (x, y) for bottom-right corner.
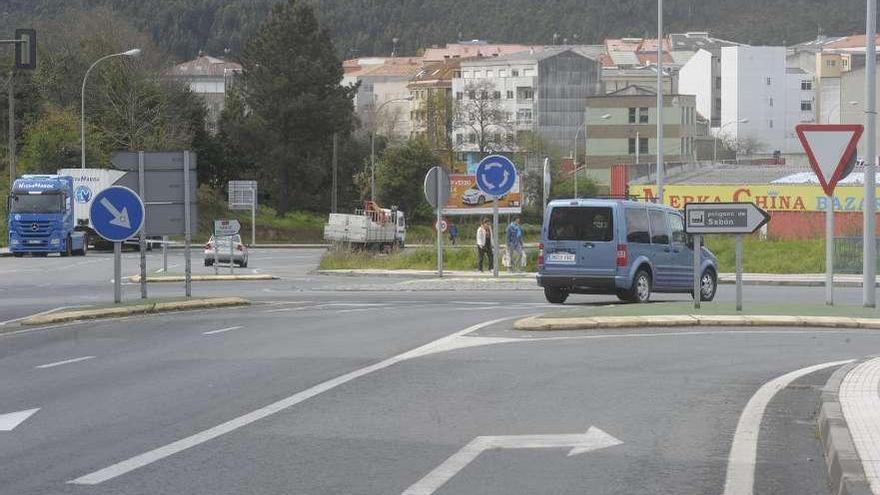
(538, 199), (718, 304)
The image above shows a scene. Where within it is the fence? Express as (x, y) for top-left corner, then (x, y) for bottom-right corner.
(834, 236), (880, 274)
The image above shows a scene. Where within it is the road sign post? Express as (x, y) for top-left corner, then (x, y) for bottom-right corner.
(184, 151), (192, 297)
(229, 180), (258, 246)
(475, 155), (518, 278)
(424, 167), (450, 278)
(685, 202), (771, 311)
(137, 151), (147, 300)
(796, 124), (864, 306)
(89, 186), (145, 304)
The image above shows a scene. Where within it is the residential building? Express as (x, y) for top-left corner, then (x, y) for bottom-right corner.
(584, 86), (697, 184)
(451, 47), (602, 170)
(166, 53), (242, 133)
(719, 46), (815, 155)
(422, 41), (540, 63)
(675, 33), (742, 128)
(841, 64), (879, 157)
(602, 66), (675, 94)
(342, 57), (424, 140)
(408, 60), (460, 169)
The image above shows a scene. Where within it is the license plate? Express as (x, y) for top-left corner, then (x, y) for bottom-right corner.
(28, 240), (41, 245)
(547, 252), (576, 263)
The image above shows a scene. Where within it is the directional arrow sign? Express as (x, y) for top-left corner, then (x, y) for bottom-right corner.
(684, 202), (770, 235)
(796, 124), (863, 196)
(401, 426), (622, 495)
(89, 186), (145, 242)
(0, 408), (39, 432)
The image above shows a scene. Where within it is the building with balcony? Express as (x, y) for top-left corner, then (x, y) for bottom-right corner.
(166, 53), (242, 133)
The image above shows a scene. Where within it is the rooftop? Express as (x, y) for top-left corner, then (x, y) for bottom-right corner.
(422, 42), (540, 62)
(168, 54), (242, 78)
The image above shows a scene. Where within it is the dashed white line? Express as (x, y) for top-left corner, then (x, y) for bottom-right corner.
(202, 326), (243, 336)
(35, 356), (96, 369)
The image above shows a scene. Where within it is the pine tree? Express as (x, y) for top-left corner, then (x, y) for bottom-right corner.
(239, 0), (357, 214)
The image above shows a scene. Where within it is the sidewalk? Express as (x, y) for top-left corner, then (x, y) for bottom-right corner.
(820, 357), (880, 495)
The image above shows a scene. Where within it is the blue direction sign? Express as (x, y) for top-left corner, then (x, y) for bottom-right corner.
(89, 186), (145, 242)
(475, 155), (517, 197)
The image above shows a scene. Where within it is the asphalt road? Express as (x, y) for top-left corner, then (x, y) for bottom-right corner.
(1, 248), (878, 494)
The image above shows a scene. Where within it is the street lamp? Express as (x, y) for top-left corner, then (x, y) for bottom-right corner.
(573, 113), (610, 198)
(370, 95), (413, 201)
(713, 118), (748, 163)
(81, 48), (141, 169)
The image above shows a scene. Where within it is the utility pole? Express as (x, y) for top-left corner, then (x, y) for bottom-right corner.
(7, 70), (13, 185)
(864, 0), (877, 307)
(656, 0), (665, 203)
(332, 132), (338, 213)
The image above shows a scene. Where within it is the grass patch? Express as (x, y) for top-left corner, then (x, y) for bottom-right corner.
(541, 301), (880, 319)
(320, 246), (539, 272)
(704, 236), (825, 273)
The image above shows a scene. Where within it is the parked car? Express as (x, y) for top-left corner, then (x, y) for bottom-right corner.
(461, 187), (505, 206)
(537, 199), (718, 304)
(204, 234), (248, 267)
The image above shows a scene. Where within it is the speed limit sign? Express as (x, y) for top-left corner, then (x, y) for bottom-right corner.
(434, 217), (449, 233)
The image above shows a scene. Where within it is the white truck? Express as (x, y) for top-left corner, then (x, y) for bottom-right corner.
(324, 202), (406, 251)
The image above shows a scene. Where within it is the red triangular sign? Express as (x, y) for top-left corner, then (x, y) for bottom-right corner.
(795, 124), (864, 196)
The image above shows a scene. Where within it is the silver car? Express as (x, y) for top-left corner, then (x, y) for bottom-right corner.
(204, 234), (249, 267)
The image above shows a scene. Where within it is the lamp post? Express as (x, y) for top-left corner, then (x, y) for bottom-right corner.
(713, 118), (749, 163)
(573, 112), (610, 198)
(81, 48), (141, 169)
(370, 95), (413, 201)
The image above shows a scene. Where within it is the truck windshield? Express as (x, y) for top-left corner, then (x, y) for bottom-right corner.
(9, 193), (63, 214)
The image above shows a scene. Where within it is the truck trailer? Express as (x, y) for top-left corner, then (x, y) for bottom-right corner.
(324, 201), (406, 251)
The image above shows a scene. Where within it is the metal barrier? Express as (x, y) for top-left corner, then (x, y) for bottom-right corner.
(834, 237), (880, 273)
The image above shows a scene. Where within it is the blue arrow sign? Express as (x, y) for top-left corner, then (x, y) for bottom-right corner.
(89, 186), (145, 242)
(475, 155), (517, 197)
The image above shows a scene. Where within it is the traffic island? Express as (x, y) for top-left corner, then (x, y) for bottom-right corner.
(127, 274), (279, 283)
(20, 297), (250, 325)
(514, 302), (880, 331)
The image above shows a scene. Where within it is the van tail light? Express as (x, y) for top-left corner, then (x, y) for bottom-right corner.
(236, 245), (244, 252)
(537, 243), (545, 268)
(616, 244), (628, 267)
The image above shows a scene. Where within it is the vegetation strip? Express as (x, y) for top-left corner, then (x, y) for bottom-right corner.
(21, 297), (249, 326)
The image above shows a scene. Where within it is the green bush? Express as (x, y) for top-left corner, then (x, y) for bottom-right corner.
(320, 246), (539, 272)
(703, 235), (825, 273)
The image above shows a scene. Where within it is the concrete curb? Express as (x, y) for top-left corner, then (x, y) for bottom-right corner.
(127, 274), (279, 283)
(818, 361), (874, 495)
(21, 297), (250, 326)
(316, 269), (535, 280)
(513, 314), (880, 331)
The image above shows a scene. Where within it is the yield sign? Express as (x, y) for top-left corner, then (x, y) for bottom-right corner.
(795, 124), (863, 196)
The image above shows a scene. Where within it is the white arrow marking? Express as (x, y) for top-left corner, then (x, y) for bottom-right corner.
(0, 408), (39, 432)
(498, 169), (511, 189)
(401, 426), (622, 495)
(100, 198), (131, 229)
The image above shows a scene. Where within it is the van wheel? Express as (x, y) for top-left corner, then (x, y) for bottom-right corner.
(627, 269), (652, 303)
(699, 268), (717, 302)
(616, 289), (632, 302)
(544, 287), (569, 304)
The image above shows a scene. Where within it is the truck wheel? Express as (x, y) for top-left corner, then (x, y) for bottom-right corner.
(12, 253), (23, 258)
(61, 237), (72, 257)
(544, 287), (569, 304)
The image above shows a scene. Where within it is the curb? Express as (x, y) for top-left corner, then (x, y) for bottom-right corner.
(128, 274), (279, 283)
(316, 269), (536, 280)
(21, 297), (250, 326)
(818, 361), (874, 495)
(513, 315), (880, 331)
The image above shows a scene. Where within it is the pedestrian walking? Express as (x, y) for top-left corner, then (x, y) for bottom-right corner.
(506, 216), (525, 272)
(449, 223), (459, 246)
(476, 217), (493, 272)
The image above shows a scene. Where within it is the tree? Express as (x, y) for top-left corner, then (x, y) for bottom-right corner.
(239, 0), (357, 215)
(455, 80), (511, 154)
(723, 134), (767, 157)
(374, 139), (439, 223)
(18, 106), (105, 173)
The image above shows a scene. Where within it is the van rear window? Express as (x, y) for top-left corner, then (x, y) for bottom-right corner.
(548, 207), (613, 241)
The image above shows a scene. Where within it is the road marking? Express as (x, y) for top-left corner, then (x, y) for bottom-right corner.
(722, 359), (854, 495)
(0, 305), (90, 326)
(35, 356), (96, 369)
(68, 316), (513, 486)
(456, 306), (503, 311)
(202, 326), (243, 336)
(839, 357), (880, 494)
(401, 426), (622, 495)
(337, 308), (378, 314)
(0, 408), (40, 431)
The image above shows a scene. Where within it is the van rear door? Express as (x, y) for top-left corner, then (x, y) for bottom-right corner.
(544, 206), (616, 279)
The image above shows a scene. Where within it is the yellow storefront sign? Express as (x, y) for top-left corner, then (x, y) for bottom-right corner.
(636, 184), (880, 212)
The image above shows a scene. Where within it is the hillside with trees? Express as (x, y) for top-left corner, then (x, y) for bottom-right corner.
(0, 0), (872, 61)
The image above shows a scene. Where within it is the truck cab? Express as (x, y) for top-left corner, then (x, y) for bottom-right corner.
(7, 175), (88, 257)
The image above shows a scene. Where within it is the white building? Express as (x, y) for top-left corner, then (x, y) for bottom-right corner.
(341, 57), (423, 140)
(719, 46), (814, 155)
(451, 47), (602, 168)
(673, 33), (741, 128)
(166, 54), (242, 133)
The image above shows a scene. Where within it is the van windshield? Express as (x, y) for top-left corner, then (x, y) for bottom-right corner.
(548, 206), (613, 241)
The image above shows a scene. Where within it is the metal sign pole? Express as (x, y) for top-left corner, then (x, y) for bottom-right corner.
(183, 151), (192, 297)
(436, 173), (443, 278)
(865, 0), (877, 308)
(826, 195), (834, 305)
(114, 242), (122, 304)
(162, 235), (168, 273)
(137, 151), (148, 299)
(251, 184), (257, 247)
(735, 234), (743, 312)
(693, 234), (701, 310)
(492, 198), (499, 278)
(7, 70), (15, 186)
(229, 236), (234, 275)
(213, 234), (219, 275)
